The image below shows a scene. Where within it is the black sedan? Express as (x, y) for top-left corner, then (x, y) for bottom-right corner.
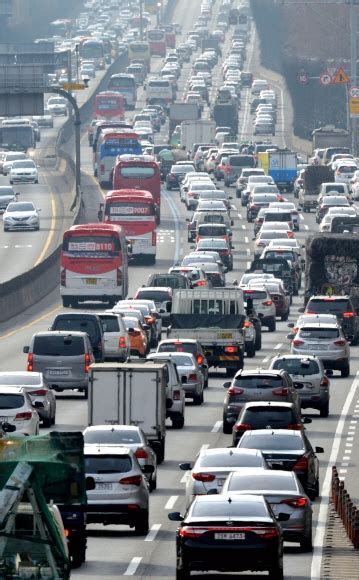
(169, 494), (285, 579)
(166, 164), (195, 190)
(237, 429), (324, 499)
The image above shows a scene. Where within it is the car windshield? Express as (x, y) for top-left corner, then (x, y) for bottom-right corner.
(150, 276), (186, 289)
(227, 473), (297, 491)
(191, 500), (268, 518)
(12, 161), (35, 168)
(33, 336), (85, 356)
(307, 299), (350, 314)
(7, 203), (34, 212)
(85, 455), (132, 474)
(239, 433), (304, 451)
(299, 328), (340, 340)
(272, 358), (320, 375)
(0, 394), (24, 409)
(84, 429), (141, 444)
(243, 290), (267, 300)
(198, 453), (264, 468)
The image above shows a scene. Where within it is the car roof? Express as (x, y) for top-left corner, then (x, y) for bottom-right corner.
(33, 330), (88, 338)
(138, 286), (172, 292)
(241, 429), (303, 438)
(0, 386), (24, 394)
(199, 447), (262, 457)
(298, 323), (340, 329)
(235, 369), (285, 376)
(84, 425), (140, 432)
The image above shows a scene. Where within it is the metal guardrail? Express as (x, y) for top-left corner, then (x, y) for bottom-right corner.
(331, 465), (359, 548)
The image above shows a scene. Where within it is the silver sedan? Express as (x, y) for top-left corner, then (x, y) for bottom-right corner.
(159, 352), (204, 405)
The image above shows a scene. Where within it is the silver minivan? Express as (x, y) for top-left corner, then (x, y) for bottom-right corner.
(23, 331), (94, 398)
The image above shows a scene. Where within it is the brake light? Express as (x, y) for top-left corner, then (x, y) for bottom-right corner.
(15, 411), (32, 421)
(117, 269), (122, 285)
(342, 311), (355, 317)
(292, 339), (304, 346)
(135, 449), (148, 459)
(173, 389), (181, 400)
(320, 376), (329, 387)
(287, 424), (303, 430)
(119, 336), (127, 348)
(224, 166), (231, 173)
(60, 268), (66, 287)
(243, 320), (252, 328)
(192, 472), (216, 482)
(221, 249), (230, 256)
(31, 389), (48, 396)
(293, 456), (309, 471)
(288, 231), (294, 239)
(195, 280), (206, 286)
(152, 230), (157, 246)
(27, 353), (33, 372)
(280, 497), (308, 508)
(100, 163), (105, 174)
(233, 423), (251, 432)
(228, 386), (244, 395)
(188, 373), (198, 381)
(262, 300), (273, 306)
(225, 346), (238, 353)
(334, 339), (347, 346)
(119, 475), (143, 486)
(64, 528), (70, 538)
(196, 354), (204, 365)
(84, 353), (91, 373)
(272, 387), (289, 396)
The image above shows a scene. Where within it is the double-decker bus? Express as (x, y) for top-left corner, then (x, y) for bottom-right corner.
(146, 29), (166, 57)
(162, 25), (176, 48)
(128, 41), (151, 71)
(0, 124), (35, 152)
(93, 91), (125, 122)
(108, 74), (137, 109)
(101, 189), (157, 264)
(112, 154), (161, 223)
(94, 129), (142, 184)
(79, 38), (105, 69)
(60, 223), (128, 307)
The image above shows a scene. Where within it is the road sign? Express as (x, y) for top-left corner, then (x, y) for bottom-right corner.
(350, 86), (359, 98)
(320, 71), (332, 86)
(350, 97), (359, 117)
(297, 70), (309, 85)
(63, 82), (85, 91)
(333, 67), (350, 84)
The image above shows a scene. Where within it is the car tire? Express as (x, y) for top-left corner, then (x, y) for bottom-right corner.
(281, 311), (289, 321)
(236, 190), (241, 198)
(300, 531), (313, 552)
(226, 367), (236, 377)
(149, 473), (157, 492)
(222, 418), (232, 434)
(176, 566), (190, 580)
(224, 180), (230, 187)
(83, 389), (88, 399)
(172, 415), (185, 429)
(320, 402), (329, 418)
(135, 510), (149, 535)
(246, 341), (256, 358)
(193, 390), (203, 405)
(351, 335), (359, 346)
(268, 562), (283, 580)
(42, 415), (52, 428)
(267, 318), (276, 332)
(341, 363), (350, 378)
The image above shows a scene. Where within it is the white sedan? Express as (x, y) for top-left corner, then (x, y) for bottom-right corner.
(0, 386), (40, 436)
(3, 201), (40, 231)
(9, 159), (38, 184)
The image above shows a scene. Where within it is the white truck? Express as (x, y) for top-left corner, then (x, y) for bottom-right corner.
(268, 149), (297, 192)
(180, 120), (216, 152)
(167, 288), (246, 377)
(88, 362), (168, 462)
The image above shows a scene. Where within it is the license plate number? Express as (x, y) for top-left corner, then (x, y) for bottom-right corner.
(218, 332), (233, 339)
(96, 483), (113, 490)
(48, 370), (69, 376)
(86, 278), (97, 285)
(215, 532), (245, 540)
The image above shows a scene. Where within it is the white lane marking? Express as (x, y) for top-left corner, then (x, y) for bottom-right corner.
(180, 471), (189, 483)
(237, 213), (242, 219)
(145, 524), (161, 542)
(246, 248), (251, 256)
(242, 224), (246, 230)
(165, 495), (178, 510)
(300, 213), (304, 221)
(124, 557), (142, 576)
(212, 420), (223, 433)
(274, 343), (283, 350)
(244, 236), (249, 244)
(311, 371), (359, 579)
(339, 469), (348, 474)
(200, 444), (209, 453)
(262, 357), (269, 363)
(14, 244), (32, 248)
(304, 224), (309, 230)
(231, 204), (237, 210)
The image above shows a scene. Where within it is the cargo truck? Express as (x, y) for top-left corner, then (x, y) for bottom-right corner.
(212, 102), (239, 136)
(268, 149), (297, 191)
(298, 165), (334, 212)
(312, 125), (350, 150)
(180, 119), (216, 151)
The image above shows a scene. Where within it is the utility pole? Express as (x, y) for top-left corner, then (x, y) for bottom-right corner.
(350, 0), (358, 154)
(139, 0), (143, 41)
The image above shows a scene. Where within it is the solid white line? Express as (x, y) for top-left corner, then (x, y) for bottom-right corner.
(165, 495), (178, 510)
(300, 213), (304, 221)
(162, 189), (182, 266)
(311, 371), (359, 579)
(231, 204), (237, 210)
(145, 524), (161, 542)
(123, 557), (142, 576)
(246, 248), (251, 256)
(212, 420), (223, 433)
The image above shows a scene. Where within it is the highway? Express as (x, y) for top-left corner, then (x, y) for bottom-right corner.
(1, 0), (359, 578)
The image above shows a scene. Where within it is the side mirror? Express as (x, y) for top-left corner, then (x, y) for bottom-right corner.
(302, 417), (312, 424)
(207, 488), (218, 495)
(23, 346), (29, 353)
(179, 462), (192, 471)
(223, 381), (231, 388)
(143, 324), (150, 330)
(32, 401), (44, 408)
(86, 476), (96, 491)
(298, 307), (305, 313)
(315, 446), (324, 454)
(231, 220), (234, 226)
(325, 369), (333, 377)
(286, 333), (295, 340)
(287, 323), (294, 328)
(2, 422), (16, 433)
(142, 464), (155, 474)
(168, 511), (184, 522)
(293, 382), (304, 390)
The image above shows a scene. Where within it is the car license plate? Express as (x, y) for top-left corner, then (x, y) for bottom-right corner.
(48, 370), (69, 376)
(215, 532), (245, 540)
(86, 278), (97, 285)
(310, 345), (322, 350)
(218, 332), (233, 339)
(95, 483), (113, 490)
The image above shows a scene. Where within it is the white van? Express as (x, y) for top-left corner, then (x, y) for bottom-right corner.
(146, 79), (173, 107)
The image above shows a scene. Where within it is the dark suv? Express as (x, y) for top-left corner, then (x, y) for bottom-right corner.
(50, 313), (105, 362)
(305, 295), (359, 344)
(222, 369), (300, 433)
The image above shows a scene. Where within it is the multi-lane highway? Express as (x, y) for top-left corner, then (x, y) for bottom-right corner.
(1, 0), (359, 578)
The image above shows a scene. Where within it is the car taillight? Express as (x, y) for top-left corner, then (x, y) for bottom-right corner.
(288, 231), (294, 239)
(173, 389), (181, 400)
(179, 526), (207, 538)
(152, 230), (156, 246)
(262, 300), (273, 306)
(117, 269), (122, 285)
(15, 411), (32, 421)
(119, 475), (143, 486)
(130, 329), (140, 336)
(119, 336), (127, 348)
(221, 249), (230, 256)
(225, 346), (238, 353)
(135, 449), (148, 459)
(233, 423), (251, 432)
(280, 497), (308, 508)
(342, 311), (355, 317)
(195, 280), (206, 286)
(292, 339), (304, 346)
(60, 268), (66, 287)
(272, 387), (289, 396)
(196, 354), (204, 365)
(320, 376), (329, 387)
(334, 339), (347, 346)
(293, 455), (309, 471)
(228, 386), (244, 396)
(224, 166), (231, 173)
(31, 389), (48, 396)
(192, 472), (216, 482)
(85, 353), (91, 373)
(27, 353), (33, 372)
(287, 424), (303, 430)
(100, 164), (105, 174)
(188, 373), (198, 381)
(243, 320), (252, 328)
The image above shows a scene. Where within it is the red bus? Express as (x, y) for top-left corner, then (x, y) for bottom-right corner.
(93, 91), (125, 122)
(146, 29), (166, 57)
(162, 25), (176, 48)
(101, 190), (157, 264)
(112, 154), (161, 223)
(60, 223), (128, 307)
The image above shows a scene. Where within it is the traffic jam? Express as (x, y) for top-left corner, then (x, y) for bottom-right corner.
(0, 0), (359, 577)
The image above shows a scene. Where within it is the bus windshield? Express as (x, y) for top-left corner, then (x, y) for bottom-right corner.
(80, 41), (104, 59)
(0, 126), (34, 151)
(97, 98), (121, 111)
(119, 166), (155, 178)
(103, 137), (141, 150)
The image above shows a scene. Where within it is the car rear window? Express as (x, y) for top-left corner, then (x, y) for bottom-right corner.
(100, 316), (119, 332)
(241, 407), (295, 428)
(272, 359), (319, 375)
(298, 328), (340, 339)
(239, 433), (304, 451)
(198, 225), (227, 236)
(199, 453), (264, 468)
(158, 342), (197, 355)
(243, 290), (267, 300)
(151, 276), (187, 289)
(307, 299), (350, 314)
(0, 394), (24, 409)
(229, 155), (255, 167)
(192, 501), (268, 518)
(264, 213), (292, 222)
(227, 473), (297, 492)
(264, 251), (294, 261)
(201, 214), (226, 224)
(136, 290), (170, 302)
(53, 318), (98, 341)
(33, 336), (85, 356)
(252, 194), (278, 203)
(233, 376), (284, 389)
(84, 430), (141, 445)
(85, 455), (132, 473)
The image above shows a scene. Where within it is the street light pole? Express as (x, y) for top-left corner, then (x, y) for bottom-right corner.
(139, 0), (143, 41)
(350, 0), (358, 154)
